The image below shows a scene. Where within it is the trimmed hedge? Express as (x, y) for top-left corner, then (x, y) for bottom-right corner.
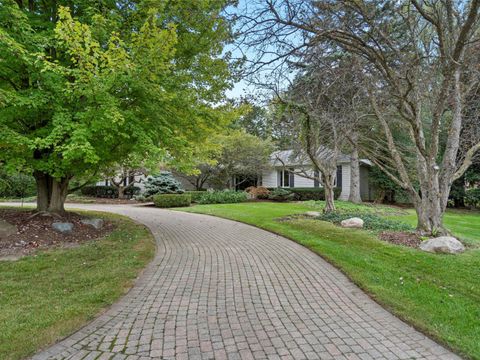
(185, 190), (207, 203)
(289, 187), (342, 201)
(80, 185), (140, 198)
(197, 190), (248, 204)
(153, 194), (191, 208)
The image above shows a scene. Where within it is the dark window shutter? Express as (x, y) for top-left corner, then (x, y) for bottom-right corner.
(289, 169), (295, 188)
(277, 170), (282, 187)
(336, 166), (342, 189)
(314, 170), (319, 188)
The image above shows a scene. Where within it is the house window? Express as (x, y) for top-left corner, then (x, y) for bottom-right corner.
(277, 168), (294, 187)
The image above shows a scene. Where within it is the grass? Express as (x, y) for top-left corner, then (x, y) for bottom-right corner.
(0, 210), (155, 360)
(178, 201), (480, 360)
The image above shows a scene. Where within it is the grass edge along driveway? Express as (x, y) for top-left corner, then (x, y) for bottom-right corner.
(0, 211), (156, 360)
(178, 201), (480, 360)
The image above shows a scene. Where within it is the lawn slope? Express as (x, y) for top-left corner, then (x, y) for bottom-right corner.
(0, 212), (155, 360)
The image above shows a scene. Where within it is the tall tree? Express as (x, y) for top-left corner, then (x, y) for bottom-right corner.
(237, 0), (480, 235)
(0, 0), (233, 214)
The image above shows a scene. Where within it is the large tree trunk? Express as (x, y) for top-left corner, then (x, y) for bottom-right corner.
(34, 171), (51, 212)
(323, 171), (336, 213)
(49, 178), (69, 214)
(410, 176), (447, 236)
(34, 172), (69, 215)
(118, 186), (126, 199)
(348, 139), (362, 203)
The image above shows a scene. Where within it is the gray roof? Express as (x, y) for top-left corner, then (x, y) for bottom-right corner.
(270, 149), (371, 167)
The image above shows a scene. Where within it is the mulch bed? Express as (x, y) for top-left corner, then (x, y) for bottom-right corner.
(0, 209), (114, 259)
(379, 231), (422, 248)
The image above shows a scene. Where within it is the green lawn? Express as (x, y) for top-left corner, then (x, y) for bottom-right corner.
(0, 211), (155, 360)
(179, 201), (480, 360)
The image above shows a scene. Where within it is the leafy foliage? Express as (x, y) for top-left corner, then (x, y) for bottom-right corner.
(0, 0), (234, 210)
(317, 211), (413, 232)
(289, 187), (342, 201)
(198, 190), (248, 204)
(0, 172), (36, 198)
(144, 172), (184, 197)
(153, 194), (191, 208)
(267, 188), (295, 202)
(80, 185), (140, 199)
(465, 188), (480, 208)
(185, 191), (207, 203)
(183, 131), (273, 189)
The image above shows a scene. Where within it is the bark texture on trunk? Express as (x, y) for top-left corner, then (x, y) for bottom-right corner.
(323, 172), (336, 213)
(348, 143), (362, 204)
(34, 172), (69, 214)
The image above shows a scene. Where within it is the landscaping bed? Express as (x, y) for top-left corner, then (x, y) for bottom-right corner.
(0, 209), (114, 260)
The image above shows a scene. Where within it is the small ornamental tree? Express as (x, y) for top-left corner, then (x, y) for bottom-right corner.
(144, 172), (184, 197)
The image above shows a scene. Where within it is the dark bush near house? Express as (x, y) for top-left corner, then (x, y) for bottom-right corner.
(289, 187), (342, 201)
(144, 172), (184, 197)
(318, 211), (413, 232)
(465, 188), (480, 208)
(153, 193), (191, 208)
(185, 190), (207, 203)
(267, 188), (295, 202)
(197, 190), (248, 204)
(0, 172), (36, 198)
(80, 185), (140, 198)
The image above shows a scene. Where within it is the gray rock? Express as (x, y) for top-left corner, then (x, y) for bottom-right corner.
(419, 236), (465, 254)
(340, 217), (364, 228)
(0, 219), (17, 239)
(52, 222), (74, 233)
(80, 218), (104, 230)
(304, 211), (321, 217)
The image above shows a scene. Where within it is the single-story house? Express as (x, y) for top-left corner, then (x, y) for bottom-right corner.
(259, 150), (375, 201)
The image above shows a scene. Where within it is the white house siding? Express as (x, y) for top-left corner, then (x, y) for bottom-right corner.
(294, 170), (315, 188)
(261, 170), (278, 188)
(339, 163), (351, 200)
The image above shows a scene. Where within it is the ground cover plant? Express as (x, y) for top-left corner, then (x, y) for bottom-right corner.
(178, 201), (480, 359)
(0, 210), (155, 360)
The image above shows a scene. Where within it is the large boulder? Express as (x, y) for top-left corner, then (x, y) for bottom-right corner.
(0, 219), (17, 239)
(80, 218), (104, 230)
(304, 211), (321, 218)
(52, 222), (74, 234)
(340, 217), (364, 228)
(419, 236), (465, 254)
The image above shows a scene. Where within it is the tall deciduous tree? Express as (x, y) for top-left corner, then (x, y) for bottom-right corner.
(237, 0), (480, 235)
(0, 0), (233, 214)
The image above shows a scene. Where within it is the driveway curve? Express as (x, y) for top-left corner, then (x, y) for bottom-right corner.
(31, 204), (459, 360)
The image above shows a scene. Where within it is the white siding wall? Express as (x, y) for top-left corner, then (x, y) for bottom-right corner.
(294, 171), (315, 188)
(261, 170), (278, 187)
(339, 163), (351, 200)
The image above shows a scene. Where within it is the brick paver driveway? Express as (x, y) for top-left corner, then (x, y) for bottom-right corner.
(32, 204), (460, 360)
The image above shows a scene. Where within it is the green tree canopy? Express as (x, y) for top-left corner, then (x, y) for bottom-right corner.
(0, 0), (234, 213)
